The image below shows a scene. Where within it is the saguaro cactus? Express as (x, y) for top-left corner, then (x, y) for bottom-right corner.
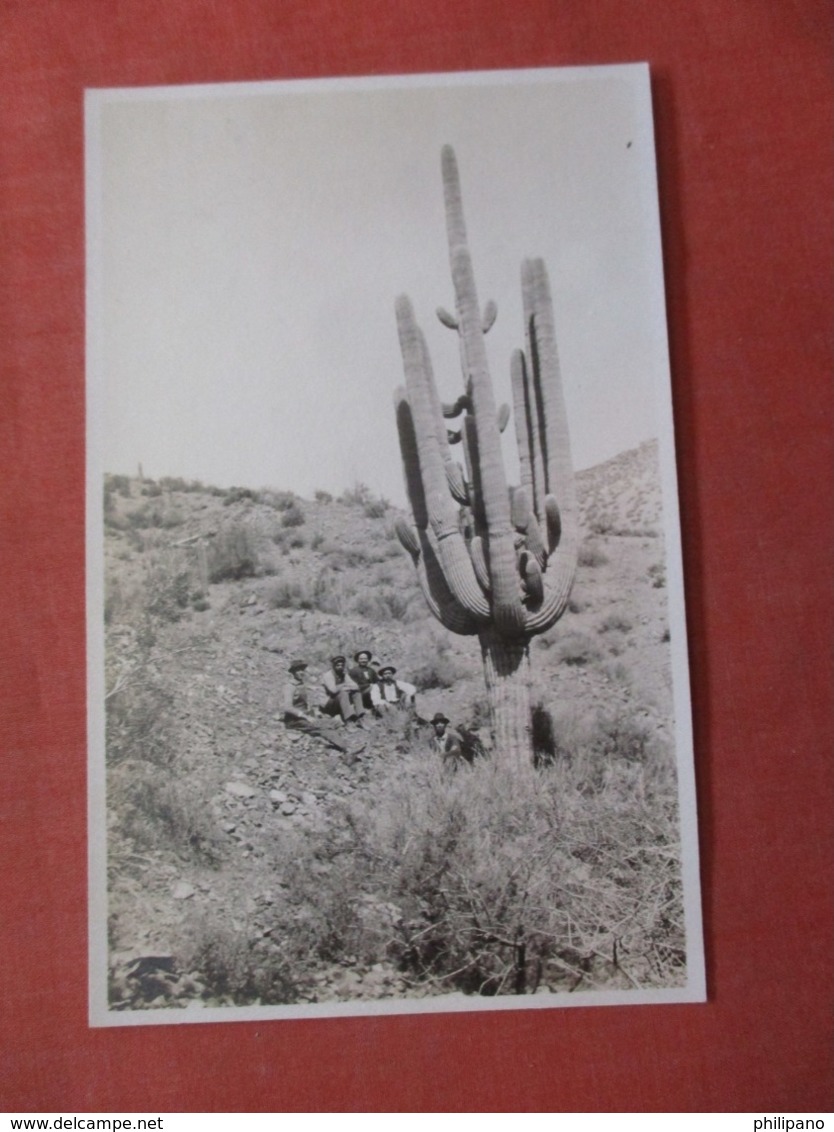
(394, 146), (578, 769)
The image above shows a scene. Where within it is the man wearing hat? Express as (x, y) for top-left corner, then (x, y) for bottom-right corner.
(371, 664), (417, 712)
(348, 649), (380, 711)
(321, 655), (365, 724)
(281, 658), (361, 755)
(430, 712), (464, 767)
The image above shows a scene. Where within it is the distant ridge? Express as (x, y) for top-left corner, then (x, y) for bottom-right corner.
(576, 439), (662, 538)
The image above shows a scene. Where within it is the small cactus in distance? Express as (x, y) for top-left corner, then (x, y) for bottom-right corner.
(393, 145), (578, 769)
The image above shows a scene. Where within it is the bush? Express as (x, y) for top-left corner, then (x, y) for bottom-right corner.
(578, 540), (609, 568)
(105, 474), (132, 498)
(223, 486), (256, 507)
(350, 586), (413, 622)
(339, 482), (373, 506)
(410, 652), (463, 690)
(314, 490), (333, 504)
(600, 612), (633, 634)
(648, 562), (666, 588)
(553, 631), (602, 667)
(363, 497), (389, 519)
(108, 759), (223, 865)
(207, 524), (260, 582)
(178, 915), (301, 1005)
(259, 744), (686, 998)
(281, 502), (306, 528)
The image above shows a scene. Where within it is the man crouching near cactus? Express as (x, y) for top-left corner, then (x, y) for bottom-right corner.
(282, 659), (364, 757)
(430, 712), (465, 770)
(321, 655), (366, 725)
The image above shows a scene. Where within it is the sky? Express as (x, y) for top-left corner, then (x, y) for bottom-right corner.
(88, 66), (672, 508)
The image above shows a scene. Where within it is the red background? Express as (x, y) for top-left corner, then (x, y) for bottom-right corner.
(1, 0), (831, 1113)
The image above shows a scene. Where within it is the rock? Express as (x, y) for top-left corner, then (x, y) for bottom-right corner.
(280, 801), (297, 816)
(172, 882), (196, 900)
(269, 790), (287, 803)
(225, 781), (258, 798)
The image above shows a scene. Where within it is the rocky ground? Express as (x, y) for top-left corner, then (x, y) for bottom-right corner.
(101, 439), (683, 1013)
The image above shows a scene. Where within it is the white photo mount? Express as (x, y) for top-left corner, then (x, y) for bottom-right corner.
(87, 64), (704, 1027)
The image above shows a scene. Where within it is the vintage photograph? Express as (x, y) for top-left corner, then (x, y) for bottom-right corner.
(86, 65), (704, 1025)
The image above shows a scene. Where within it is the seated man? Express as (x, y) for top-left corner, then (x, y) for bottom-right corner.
(321, 655), (365, 724)
(371, 664), (417, 712)
(348, 649), (379, 711)
(281, 658), (363, 755)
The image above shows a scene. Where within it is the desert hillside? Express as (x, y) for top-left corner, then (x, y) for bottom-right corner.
(101, 438), (685, 1012)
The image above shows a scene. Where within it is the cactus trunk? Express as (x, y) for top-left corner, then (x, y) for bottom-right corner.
(479, 629), (533, 772)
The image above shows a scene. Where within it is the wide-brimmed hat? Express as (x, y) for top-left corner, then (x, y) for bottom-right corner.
(289, 658), (307, 672)
(378, 664), (397, 676)
(353, 649), (372, 662)
(431, 712), (450, 725)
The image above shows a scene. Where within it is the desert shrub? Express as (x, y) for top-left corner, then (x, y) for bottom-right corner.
(265, 570), (341, 613)
(267, 579), (310, 610)
(339, 481), (373, 506)
(281, 502), (306, 528)
(106, 675), (174, 767)
(314, 489), (333, 504)
(552, 631), (602, 667)
(144, 563), (191, 623)
(143, 482), (163, 498)
(648, 562), (666, 588)
(262, 746), (685, 998)
(257, 489), (296, 511)
(578, 540), (609, 568)
(223, 486), (256, 507)
(177, 915), (301, 1005)
(125, 502), (184, 530)
(159, 476), (189, 493)
(600, 612), (633, 634)
(108, 759), (223, 865)
(363, 497), (389, 519)
(288, 533), (306, 549)
(589, 513), (615, 535)
(350, 586), (412, 622)
(310, 531), (325, 551)
(106, 474), (132, 498)
(410, 652), (463, 690)
(207, 524), (260, 582)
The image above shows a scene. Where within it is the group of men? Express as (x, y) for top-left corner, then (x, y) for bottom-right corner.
(281, 649), (470, 766)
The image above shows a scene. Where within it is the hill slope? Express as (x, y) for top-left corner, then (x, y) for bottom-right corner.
(101, 441), (686, 1013)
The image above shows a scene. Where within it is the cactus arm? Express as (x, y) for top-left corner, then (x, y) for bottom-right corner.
(442, 145), (525, 637)
(544, 494), (562, 552)
(523, 556), (575, 633)
(445, 460), (469, 506)
(417, 531), (480, 634)
(511, 350), (535, 499)
(470, 534), (491, 594)
(437, 306), (459, 330)
(396, 294), (490, 622)
(395, 514), (420, 560)
(462, 415), (486, 537)
(482, 300), (497, 333)
(521, 258), (578, 620)
(442, 394), (471, 419)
